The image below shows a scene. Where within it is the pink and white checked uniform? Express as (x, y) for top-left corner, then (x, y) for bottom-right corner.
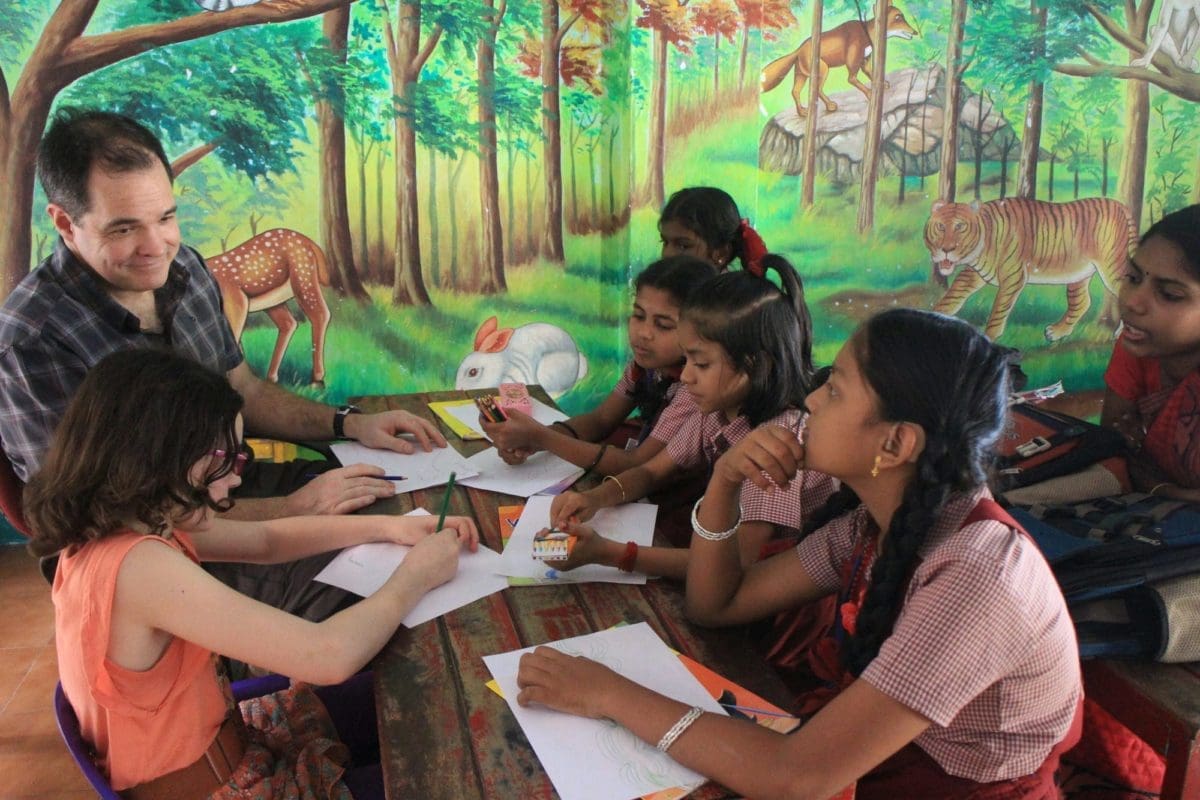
(795, 488), (1082, 782)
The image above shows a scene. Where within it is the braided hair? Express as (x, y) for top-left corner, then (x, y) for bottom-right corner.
(681, 254), (815, 425)
(830, 309), (1013, 676)
(628, 255), (719, 424)
(660, 187), (770, 275)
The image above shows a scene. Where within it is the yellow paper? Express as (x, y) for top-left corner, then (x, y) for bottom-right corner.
(428, 399), (486, 440)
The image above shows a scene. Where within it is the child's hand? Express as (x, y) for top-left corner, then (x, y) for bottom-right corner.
(1112, 410), (1147, 451)
(713, 424), (804, 491)
(386, 514), (479, 552)
(550, 491), (596, 527)
(544, 522), (616, 571)
(516, 645), (626, 719)
(497, 446), (536, 465)
(397, 527), (462, 593)
(481, 409), (546, 454)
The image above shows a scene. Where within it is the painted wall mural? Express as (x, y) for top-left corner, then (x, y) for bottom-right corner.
(2, 0), (1199, 420)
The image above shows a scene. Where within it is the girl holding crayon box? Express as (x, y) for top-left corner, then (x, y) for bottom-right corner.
(481, 255), (717, 479)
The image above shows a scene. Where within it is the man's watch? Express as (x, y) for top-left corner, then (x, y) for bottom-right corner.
(333, 404), (361, 439)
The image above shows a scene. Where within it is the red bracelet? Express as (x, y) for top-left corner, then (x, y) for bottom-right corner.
(617, 540), (638, 572)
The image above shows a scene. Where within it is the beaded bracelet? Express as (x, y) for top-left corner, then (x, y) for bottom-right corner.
(602, 474), (627, 503)
(691, 497), (742, 541)
(552, 420), (580, 439)
(656, 706), (704, 753)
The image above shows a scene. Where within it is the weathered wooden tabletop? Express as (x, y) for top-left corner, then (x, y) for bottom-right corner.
(352, 390), (794, 800)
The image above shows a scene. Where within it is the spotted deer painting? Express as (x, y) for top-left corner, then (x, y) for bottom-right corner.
(206, 229), (331, 385)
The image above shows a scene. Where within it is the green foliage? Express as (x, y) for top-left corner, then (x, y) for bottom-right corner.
(0, 1), (44, 70)
(58, 19), (322, 181)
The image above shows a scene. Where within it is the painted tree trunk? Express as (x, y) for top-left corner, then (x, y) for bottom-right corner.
(477, 0), (505, 294)
(427, 148), (440, 287)
(856, 0), (889, 234)
(647, 29), (668, 208)
(939, 0), (966, 203)
(1120, 79), (1149, 229)
(1016, 2), (1046, 200)
(540, 0), (566, 262)
(317, 7), (364, 298)
(738, 25), (749, 91)
(800, 0), (823, 210)
(390, 0), (432, 305)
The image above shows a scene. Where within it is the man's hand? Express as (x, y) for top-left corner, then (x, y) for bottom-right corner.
(344, 410), (447, 453)
(285, 464), (397, 515)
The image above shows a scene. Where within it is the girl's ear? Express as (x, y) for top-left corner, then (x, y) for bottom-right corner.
(878, 421), (926, 470)
(712, 241), (735, 268)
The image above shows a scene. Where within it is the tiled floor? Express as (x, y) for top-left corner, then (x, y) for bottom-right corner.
(0, 544), (94, 798)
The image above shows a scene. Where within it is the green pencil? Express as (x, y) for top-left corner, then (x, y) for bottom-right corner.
(435, 471), (457, 530)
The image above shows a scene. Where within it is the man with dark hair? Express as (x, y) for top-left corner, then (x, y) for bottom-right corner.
(0, 109), (443, 619)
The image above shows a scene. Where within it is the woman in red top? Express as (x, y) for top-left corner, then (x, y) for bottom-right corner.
(517, 309), (1081, 799)
(1102, 203), (1200, 499)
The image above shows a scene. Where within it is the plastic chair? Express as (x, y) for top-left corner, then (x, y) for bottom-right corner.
(54, 674), (383, 799)
(0, 446), (30, 537)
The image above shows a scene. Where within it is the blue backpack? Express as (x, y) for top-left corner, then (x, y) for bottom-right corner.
(1008, 494), (1200, 659)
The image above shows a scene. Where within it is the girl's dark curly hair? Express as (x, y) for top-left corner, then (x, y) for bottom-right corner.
(24, 350), (244, 557)
(628, 255), (719, 424)
(1140, 203), (1200, 281)
(680, 254), (816, 425)
(805, 308), (1013, 676)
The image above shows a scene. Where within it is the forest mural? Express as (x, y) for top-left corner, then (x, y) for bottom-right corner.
(2, 0), (1199, 420)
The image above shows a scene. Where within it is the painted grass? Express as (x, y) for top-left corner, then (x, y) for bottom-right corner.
(242, 102), (1117, 414)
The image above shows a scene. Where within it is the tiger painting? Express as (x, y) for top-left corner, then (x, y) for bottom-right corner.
(924, 198), (1136, 341)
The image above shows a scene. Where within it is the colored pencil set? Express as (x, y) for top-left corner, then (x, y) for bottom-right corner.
(474, 395), (507, 423)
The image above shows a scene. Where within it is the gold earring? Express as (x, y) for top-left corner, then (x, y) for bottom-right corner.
(870, 455), (881, 478)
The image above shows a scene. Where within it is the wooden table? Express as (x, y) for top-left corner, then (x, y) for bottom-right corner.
(1084, 660), (1200, 799)
(353, 390), (796, 800)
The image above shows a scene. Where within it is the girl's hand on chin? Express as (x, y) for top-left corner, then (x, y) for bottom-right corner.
(713, 424), (804, 491)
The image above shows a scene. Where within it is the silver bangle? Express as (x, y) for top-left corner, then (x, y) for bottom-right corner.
(691, 497), (741, 541)
(656, 705), (704, 753)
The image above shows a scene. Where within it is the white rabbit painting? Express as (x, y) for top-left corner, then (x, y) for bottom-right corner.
(455, 317), (589, 398)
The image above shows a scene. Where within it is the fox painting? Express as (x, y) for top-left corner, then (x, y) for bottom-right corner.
(761, 4), (918, 117)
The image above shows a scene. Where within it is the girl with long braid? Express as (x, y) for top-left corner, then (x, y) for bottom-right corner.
(516, 309), (1082, 799)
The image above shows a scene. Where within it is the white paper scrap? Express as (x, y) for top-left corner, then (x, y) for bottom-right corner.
(457, 448), (584, 498)
(330, 441), (477, 494)
(497, 495), (657, 585)
(313, 509), (508, 627)
(483, 623), (724, 800)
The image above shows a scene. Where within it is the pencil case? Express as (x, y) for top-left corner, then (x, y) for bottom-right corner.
(531, 531), (576, 560)
(497, 382), (533, 417)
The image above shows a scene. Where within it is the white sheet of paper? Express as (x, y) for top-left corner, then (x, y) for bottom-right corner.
(497, 495), (657, 584)
(442, 397), (568, 441)
(483, 623), (723, 800)
(457, 448), (584, 498)
(312, 509), (508, 627)
(330, 441), (477, 494)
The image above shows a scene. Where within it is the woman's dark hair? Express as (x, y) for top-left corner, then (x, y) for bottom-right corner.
(1140, 204), (1200, 281)
(660, 187), (768, 273)
(628, 255), (720, 424)
(38, 108), (174, 220)
(680, 254), (815, 425)
(803, 308), (1013, 676)
(24, 350), (244, 557)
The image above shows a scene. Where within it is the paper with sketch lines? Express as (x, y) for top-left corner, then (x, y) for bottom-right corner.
(330, 441), (477, 494)
(312, 509), (508, 627)
(483, 623), (724, 800)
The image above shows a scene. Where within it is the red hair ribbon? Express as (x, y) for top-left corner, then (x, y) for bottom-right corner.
(738, 218), (768, 278)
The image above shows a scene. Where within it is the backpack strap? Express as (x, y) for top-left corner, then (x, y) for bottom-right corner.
(962, 497), (1027, 535)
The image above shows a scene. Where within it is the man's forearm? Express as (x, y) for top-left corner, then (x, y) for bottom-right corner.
(237, 372), (335, 442)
